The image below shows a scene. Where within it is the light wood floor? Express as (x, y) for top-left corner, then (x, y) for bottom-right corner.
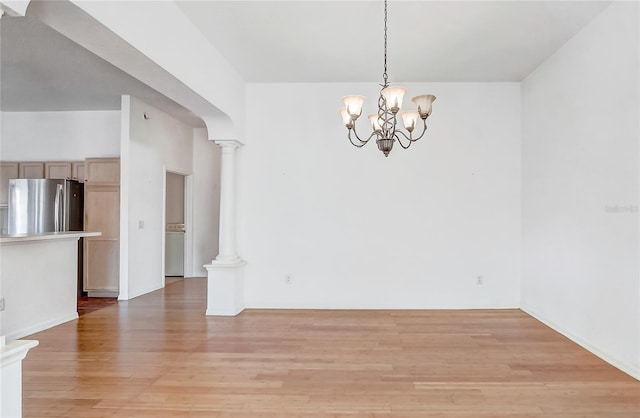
(23, 278), (639, 417)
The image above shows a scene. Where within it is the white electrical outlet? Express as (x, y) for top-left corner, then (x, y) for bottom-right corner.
(0, 297), (5, 311)
(285, 275), (292, 285)
(476, 276), (484, 285)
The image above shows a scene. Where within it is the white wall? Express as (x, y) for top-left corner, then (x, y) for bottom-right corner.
(0, 110), (120, 160)
(123, 96), (193, 299)
(521, 2), (640, 379)
(192, 128), (221, 276)
(240, 82), (521, 309)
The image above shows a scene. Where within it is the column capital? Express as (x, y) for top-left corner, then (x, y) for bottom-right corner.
(214, 139), (243, 149)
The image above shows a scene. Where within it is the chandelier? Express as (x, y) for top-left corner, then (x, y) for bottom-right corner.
(338, 0), (436, 157)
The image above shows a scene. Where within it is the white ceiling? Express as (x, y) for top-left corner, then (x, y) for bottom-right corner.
(177, 0), (611, 82)
(1, 1), (611, 117)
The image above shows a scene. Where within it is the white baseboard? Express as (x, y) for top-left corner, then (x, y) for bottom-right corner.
(521, 305), (640, 381)
(5, 312), (78, 340)
(206, 307), (245, 316)
(245, 301), (520, 310)
(127, 283), (164, 301)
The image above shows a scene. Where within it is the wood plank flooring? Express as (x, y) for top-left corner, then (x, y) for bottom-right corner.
(22, 278), (639, 417)
(77, 297), (119, 316)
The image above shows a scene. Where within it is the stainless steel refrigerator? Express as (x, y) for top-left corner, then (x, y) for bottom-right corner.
(8, 179), (84, 235)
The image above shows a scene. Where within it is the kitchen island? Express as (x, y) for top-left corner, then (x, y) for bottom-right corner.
(0, 231), (100, 339)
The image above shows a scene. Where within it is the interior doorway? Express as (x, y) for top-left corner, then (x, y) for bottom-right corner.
(165, 172), (186, 280)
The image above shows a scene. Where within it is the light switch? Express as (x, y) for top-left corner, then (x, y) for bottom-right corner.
(138, 220), (144, 229)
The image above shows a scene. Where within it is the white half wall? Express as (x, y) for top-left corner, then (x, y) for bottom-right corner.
(0, 110), (120, 160)
(123, 96), (193, 299)
(192, 128), (221, 276)
(521, 2), (640, 379)
(240, 82), (521, 309)
(0, 237), (79, 340)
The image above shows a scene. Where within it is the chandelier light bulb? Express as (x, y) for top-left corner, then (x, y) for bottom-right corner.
(339, 107), (353, 129)
(381, 86), (407, 114)
(400, 110), (420, 133)
(368, 114), (383, 132)
(412, 94), (436, 118)
(342, 95), (366, 119)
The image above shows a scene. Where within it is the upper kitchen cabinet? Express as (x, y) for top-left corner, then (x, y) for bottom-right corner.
(19, 162), (44, 179)
(85, 158), (120, 186)
(0, 162), (19, 206)
(72, 162), (85, 183)
(44, 161), (72, 179)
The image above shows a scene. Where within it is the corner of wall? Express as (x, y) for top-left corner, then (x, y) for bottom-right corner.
(118, 95), (131, 300)
(520, 2), (640, 379)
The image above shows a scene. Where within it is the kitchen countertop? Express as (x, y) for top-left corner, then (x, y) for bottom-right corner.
(0, 231), (101, 244)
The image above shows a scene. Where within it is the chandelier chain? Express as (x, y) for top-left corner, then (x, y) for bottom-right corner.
(383, 0), (388, 87)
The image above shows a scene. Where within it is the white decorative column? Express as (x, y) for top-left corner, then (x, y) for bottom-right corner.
(205, 140), (246, 316)
(215, 141), (241, 263)
(1, 337), (39, 418)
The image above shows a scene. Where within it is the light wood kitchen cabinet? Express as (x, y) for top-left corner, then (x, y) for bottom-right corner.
(84, 186), (120, 293)
(0, 162), (19, 205)
(44, 161), (72, 179)
(19, 162), (44, 179)
(72, 162), (85, 183)
(83, 158), (120, 295)
(85, 158), (119, 186)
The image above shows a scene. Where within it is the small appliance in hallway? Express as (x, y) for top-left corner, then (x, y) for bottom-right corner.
(165, 223), (185, 276)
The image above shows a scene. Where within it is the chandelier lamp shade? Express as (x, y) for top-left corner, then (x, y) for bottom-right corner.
(338, 0), (436, 157)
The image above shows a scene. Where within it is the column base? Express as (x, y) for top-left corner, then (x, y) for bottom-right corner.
(215, 254), (242, 264)
(204, 259), (246, 316)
